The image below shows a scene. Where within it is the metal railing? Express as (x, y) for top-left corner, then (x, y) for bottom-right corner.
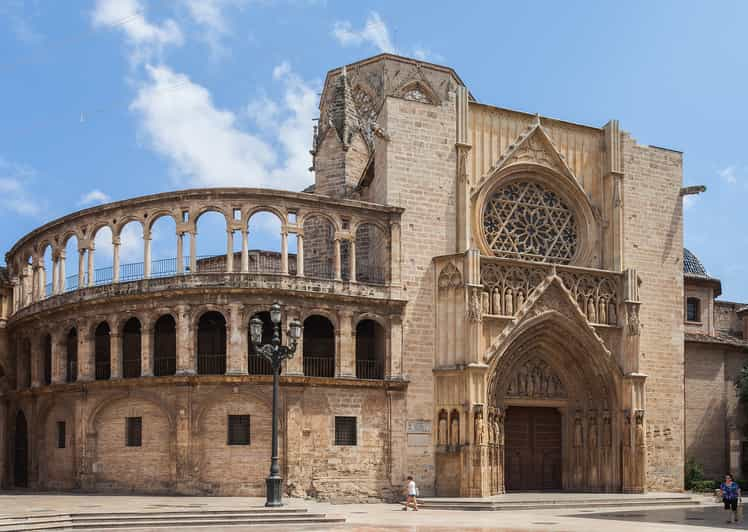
(248, 354), (274, 375)
(95, 361), (111, 381)
(154, 355), (176, 376)
(305, 262), (334, 280)
(355, 359), (383, 380)
(356, 266), (386, 285)
(197, 353), (226, 375)
(303, 355), (335, 378)
(122, 359), (141, 379)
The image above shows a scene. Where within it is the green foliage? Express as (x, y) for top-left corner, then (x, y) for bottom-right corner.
(691, 480), (718, 493)
(736, 365), (748, 404)
(685, 457), (704, 490)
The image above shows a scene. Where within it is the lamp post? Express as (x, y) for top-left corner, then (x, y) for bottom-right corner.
(249, 302), (301, 507)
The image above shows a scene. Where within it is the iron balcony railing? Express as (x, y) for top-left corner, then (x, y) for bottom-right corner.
(95, 361), (111, 381)
(122, 359), (141, 379)
(303, 355), (335, 378)
(248, 354), (274, 375)
(197, 353), (226, 375)
(154, 355), (176, 377)
(355, 359), (383, 380)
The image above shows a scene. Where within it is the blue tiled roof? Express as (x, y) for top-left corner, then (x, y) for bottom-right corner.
(684, 248), (708, 277)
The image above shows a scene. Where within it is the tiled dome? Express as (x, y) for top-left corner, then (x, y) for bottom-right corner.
(684, 248), (708, 276)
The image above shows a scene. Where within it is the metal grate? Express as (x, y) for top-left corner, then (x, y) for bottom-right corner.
(126, 417), (142, 447)
(56, 421), (66, 449)
(335, 416), (357, 446)
(227, 415), (250, 445)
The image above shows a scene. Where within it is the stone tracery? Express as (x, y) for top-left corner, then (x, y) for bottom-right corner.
(482, 180), (578, 264)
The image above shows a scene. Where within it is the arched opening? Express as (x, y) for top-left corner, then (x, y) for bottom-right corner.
(94, 322), (111, 380)
(41, 244), (53, 297)
(355, 319), (385, 379)
(248, 211), (284, 273)
(302, 215), (335, 280)
(122, 318), (142, 378)
(64, 235), (79, 291)
(14, 410), (28, 487)
(197, 311), (226, 375)
(247, 311), (275, 375)
(118, 221), (145, 282)
(66, 328), (78, 383)
(92, 226), (114, 284)
(19, 339), (31, 389)
(303, 315), (335, 377)
(154, 315), (177, 376)
(194, 211), (228, 273)
(149, 215), (177, 277)
(355, 224), (387, 284)
(43, 334), (52, 385)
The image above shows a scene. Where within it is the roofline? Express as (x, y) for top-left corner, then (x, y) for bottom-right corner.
(684, 273), (722, 297)
(468, 100), (604, 133)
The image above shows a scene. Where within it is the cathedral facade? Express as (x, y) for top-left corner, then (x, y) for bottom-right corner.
(1, 53), (742, 499)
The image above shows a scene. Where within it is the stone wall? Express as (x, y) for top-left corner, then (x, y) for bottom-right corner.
(622, 136), (684, 490)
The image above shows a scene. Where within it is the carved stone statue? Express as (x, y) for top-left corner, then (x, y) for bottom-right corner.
(481, 291), (490, 315)
(515, 289), (525, 312)
(602, 411), (612, 447)
(635, 410), (645, 448)
(608, 301), (617, 325)
(573, 411), (584, 448)
(506, 357), (567, 399)
(449, 412), (460, 447)
(474, 408), (485, 445)
(587, 298), (597, 322)
(438, 412), (448, 446)
(505, 288), (514, 315)
(588, 411), (598, 449)
(492, 288), (501, 315)
(466, 288), (482, 322)
(623, 411), (631, 448)
(598, 300), (607, 325)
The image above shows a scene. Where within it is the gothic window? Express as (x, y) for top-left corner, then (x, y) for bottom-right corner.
(403, 87), (432, 104)
(482, 180), (578, 264)
(352, 87), (377, 144)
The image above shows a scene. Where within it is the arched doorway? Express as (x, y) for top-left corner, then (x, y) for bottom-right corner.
(14, 410), (28, 487)
(355, 319), (385, 379)
(197, 311), (226, 375)
(303, 315), (335, 377)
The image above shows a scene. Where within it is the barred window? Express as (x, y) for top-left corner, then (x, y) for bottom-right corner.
(483, 180), (578, 264)
(126, 417), (142, 447)
(57, 421), (66, 449)
(335, 416), (357, 446)
(686, 297), (701, 322)
(228, 415), (250, 445)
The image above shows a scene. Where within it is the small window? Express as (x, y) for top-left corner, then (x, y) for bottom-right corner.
(126, 417), (142, 447)
(227, 415), (250, 445)
(686, 297), (701, 322)
(57, 421), (66, 449)
(335, 416), (357, 446)
(182, 210), (189, 222)
(233, 208), (242, 221)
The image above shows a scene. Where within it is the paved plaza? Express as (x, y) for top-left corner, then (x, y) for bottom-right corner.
(0, 492), (745, 531)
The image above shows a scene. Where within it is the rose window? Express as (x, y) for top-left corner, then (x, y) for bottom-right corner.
(482, 180), (578, 264)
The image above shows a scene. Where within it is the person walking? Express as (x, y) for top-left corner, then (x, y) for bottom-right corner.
(720, 473), (742, 523)
(402, 475), (419, 511)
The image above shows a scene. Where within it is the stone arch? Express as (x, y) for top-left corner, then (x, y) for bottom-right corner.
(396, 79), (439, 105)
(473, 165), (599, 267)
(145, 210), (178, 233)
(194, 206), (231, 225)
(87, 391), (176, 435)
(298, 211), (340, 232)
(193, 387), (275, 433)
(246, 206), (286, 226)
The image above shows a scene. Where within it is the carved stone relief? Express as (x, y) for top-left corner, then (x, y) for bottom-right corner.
(505, 357), (567, 399)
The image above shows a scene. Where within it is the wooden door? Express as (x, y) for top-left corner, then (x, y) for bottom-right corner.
(505, 406), (562, 490)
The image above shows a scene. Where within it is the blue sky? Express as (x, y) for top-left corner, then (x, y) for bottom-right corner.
(1, 1), (746, 301)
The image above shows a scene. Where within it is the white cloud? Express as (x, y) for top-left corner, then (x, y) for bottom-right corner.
(0, 157), (41, 216)
(332, 11), (395, 53)
(91, 0), (184, 65)
(130, 63), (316, 191)
(683, 194), (699, 210)
(78, 189), (111, 206)
(719, 165), (738, 185)
(181, 0), (247, 58)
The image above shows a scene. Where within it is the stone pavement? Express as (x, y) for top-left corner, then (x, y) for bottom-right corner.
(0, 492), (744, 531)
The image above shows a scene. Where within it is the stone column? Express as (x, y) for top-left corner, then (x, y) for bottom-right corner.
(240, 230), (249, 272)
(141, 318), (154, 377)
(284, 307), (303, 376)
(37, 261), (46, 299)
(189, 232), (197, 273)
(77, 323), (94, 382)
(334, 238), (342, 281)
(175, 305), (195, 375)
(112, 236), (121, 282)
(77, 249), (85, 289)
(51, 256), (59, 296)
(390, 221), (401, 287)
(51, 332), (65, 385)
(176, 232), (184, 274)
(143, 233), (152, 279)
(31, 263), (39, 302)
(110, 329), (122, 379)
(30, 336), (42, 388)
(226, 304), (247, 375)
(11, 277), (19, 312)
(226, 230), (234, 273)
(87, 244), (95, 287)
(336, 310), (354, 378)
(58, 252), (66, 293)
(280, 231), (289, 275)
(349, 238), (356, 282)
(296, 234), (304, 277)
(387, 315), (403, 379)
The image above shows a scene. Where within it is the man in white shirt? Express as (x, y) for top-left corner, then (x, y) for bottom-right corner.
(403, 475), (419, 511)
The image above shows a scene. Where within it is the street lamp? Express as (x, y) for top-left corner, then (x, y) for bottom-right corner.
(249, 302), (301, 507)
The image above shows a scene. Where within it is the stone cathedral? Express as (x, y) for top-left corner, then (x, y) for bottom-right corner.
(1, 53), (745, 499)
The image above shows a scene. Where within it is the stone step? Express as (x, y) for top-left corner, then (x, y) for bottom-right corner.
(412, 495), (701, 511)
(0, 509), (345, 531)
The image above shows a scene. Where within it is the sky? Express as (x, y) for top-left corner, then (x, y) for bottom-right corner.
(0, 1), (747, 301)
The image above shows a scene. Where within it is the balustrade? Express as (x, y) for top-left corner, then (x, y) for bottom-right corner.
(303, 355), (335, 378)
(355, 359), (383, 380)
